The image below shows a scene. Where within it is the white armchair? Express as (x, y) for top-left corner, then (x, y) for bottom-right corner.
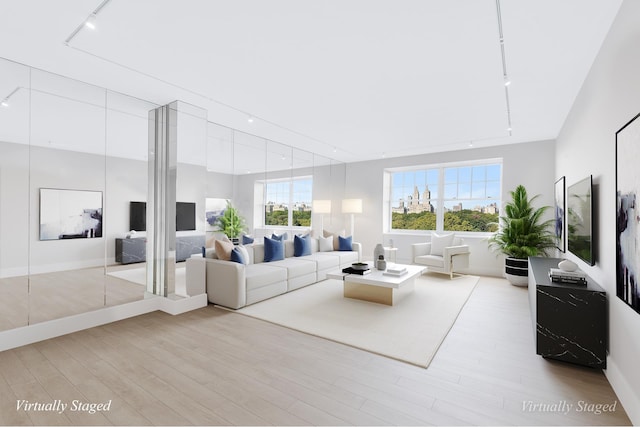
(411, 234), (470, 278)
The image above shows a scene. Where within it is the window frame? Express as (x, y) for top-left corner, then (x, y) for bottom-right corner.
(259, 175), (313, 230)
(385, 158), (503, 236)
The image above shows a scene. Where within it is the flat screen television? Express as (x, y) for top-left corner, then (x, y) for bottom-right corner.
(129, 201), (146, 231)
(129, 201), (196, 231)
(176, 202), (196, 231)
(567, 175), (594, 265)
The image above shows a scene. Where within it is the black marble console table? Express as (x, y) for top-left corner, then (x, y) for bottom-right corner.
(528, 256), (607, 369)
(116, 235), (205, 264)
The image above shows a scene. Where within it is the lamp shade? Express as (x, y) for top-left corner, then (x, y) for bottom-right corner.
(342, 198), (363, 214)
(312, 199), (332, 214)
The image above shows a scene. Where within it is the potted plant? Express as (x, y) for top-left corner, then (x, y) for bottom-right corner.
(488, 185), (556, 286)
(216, 200), (246, 243)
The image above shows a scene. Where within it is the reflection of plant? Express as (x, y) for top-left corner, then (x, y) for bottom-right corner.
(488, 185), (556, 259)
(216, 201), (246, 239)
(567, 194), (590, 259)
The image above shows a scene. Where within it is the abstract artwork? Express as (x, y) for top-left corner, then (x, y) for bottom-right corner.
(554, 176), (565, 252)
(40, 188), (103, 241)
(205, 198), (227, 231)
(616, 112), (640, 314)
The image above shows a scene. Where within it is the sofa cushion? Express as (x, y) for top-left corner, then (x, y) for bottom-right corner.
(266, 258), (316, 278)
(230, 247), (246, 264)
(245, 264), (288, 291)
(214, 239), (234, 261)
(317, 250), (358, 266)
(294, 234), (312, 256)
(264, 236), (285, 262)
(338, 235), (353, 251)
(415, 254), (445, 268)
(242, 234), (254, 245)
(430, 233), (455, 256)
(318, 235), (333, 252)
(298, 253), (340, 271)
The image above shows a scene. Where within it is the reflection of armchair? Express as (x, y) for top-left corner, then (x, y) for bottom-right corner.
(411, 234), (470, 279)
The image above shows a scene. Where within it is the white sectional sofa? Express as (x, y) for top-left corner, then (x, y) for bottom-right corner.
(201, 238), (361, 309)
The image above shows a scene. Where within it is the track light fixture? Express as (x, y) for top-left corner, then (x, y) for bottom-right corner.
(85, 13), (97, 30)
(0, 87), (21, 108)
(64, 0), (112, 45)
(496, 0), (513, 136)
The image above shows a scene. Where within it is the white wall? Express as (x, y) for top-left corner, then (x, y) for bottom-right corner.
(344, 140), (556, 276)
(555, 0), (640, 422)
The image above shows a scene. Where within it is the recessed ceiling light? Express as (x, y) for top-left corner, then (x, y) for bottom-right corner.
(469, 141), (473, 147)
(0, 100), (8, 108)
(504, 79), (511, 86)
(247, 116), (254, 123)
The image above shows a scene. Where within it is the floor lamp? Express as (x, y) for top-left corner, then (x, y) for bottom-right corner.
(341, 199), (362, 239)
(312, 200), (332, 234)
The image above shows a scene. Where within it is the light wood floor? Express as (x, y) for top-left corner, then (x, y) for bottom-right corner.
(0, 276), (631, 426)
(0, 262), (184, 330)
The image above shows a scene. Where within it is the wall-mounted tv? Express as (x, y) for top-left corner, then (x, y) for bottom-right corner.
(129, 201), (196, 232)
(567, 175), (594, 266)
(129, 201), (147, 231)
(176, 202), (196, 231)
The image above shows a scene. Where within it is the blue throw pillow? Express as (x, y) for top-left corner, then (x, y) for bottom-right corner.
(201, 246), (206, 257)
(338, 235), (353, 251)
(294, 234), (311, 257)
(271, 232), (288, 241)
(264, 236), (284, 262)
(272, 232), (287, 241)
(242, 234), (254, 245)
(230, 247), (246, 264)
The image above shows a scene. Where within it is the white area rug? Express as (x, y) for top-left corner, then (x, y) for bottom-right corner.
(237, 273), (479, 367)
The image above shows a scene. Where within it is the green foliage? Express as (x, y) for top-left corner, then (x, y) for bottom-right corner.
(293, 210), (311, 226)
(216, 201), (246, 239)
(265, 210), (288, 226)
(391, 210), (498, 232)
(487, 185), (556, 259)
(265, 209), (312, 227)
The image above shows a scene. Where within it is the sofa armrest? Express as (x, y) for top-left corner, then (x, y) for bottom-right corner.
(412, 242), (432, 261)
(352, 242), (362, 262)
(443, 244), (470, 257)
(205, 258), (246, 309)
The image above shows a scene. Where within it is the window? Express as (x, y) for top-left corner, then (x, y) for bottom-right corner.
(263, 176), (312, 227)
(389, 160), (501, 233)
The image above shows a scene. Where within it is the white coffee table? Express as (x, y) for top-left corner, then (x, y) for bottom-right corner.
(327, 264), (426, 306)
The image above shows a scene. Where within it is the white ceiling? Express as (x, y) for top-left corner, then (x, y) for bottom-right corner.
(0, 0), (623, 164)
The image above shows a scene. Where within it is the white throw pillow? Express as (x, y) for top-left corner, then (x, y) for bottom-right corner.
(237, 245), (251, 265)
(319, 235), (333, 252)
(430, 233), (455, 256)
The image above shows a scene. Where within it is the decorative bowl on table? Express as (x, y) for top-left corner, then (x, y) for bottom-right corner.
(351, 262), (369, 271)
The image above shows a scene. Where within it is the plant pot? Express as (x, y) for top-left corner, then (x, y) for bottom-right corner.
(505, 257), (529, 286)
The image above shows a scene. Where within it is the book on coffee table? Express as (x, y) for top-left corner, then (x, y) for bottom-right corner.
(342, 267), (371, 275)
(383, 268), (408, 277)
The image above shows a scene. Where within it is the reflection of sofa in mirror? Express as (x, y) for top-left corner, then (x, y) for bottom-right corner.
(201, 238), (361, 309)
(115, 235), (205, 264)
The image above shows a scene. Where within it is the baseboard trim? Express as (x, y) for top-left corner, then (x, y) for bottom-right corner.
(0, 293), (208, 352)
(605, 356), (640, 425)
(160, 293), (208, 315)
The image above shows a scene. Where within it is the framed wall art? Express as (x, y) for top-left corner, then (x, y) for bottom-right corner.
(39, 188), (103, 241)
(555, 176), (565, 252)
(616, 112), (640, 314)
